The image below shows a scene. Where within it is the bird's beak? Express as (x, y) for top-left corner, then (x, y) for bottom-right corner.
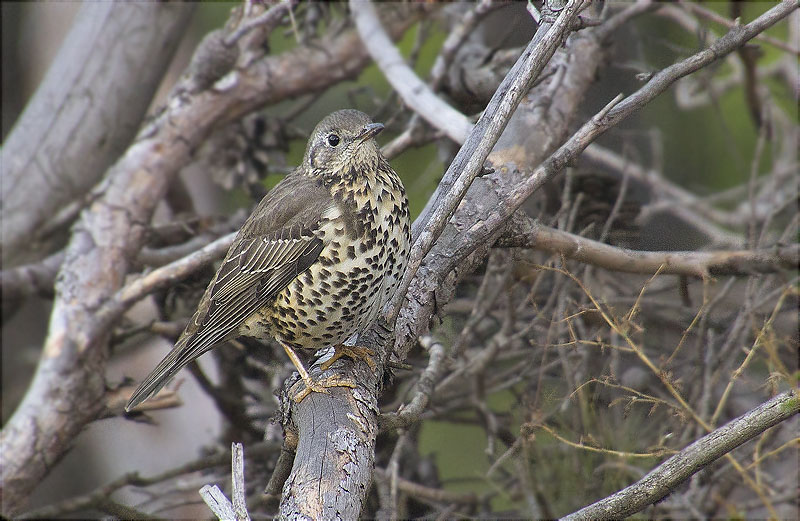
(357, 122), (384, 143)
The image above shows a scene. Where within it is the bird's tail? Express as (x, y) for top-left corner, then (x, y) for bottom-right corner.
(125, 336), (213, 412)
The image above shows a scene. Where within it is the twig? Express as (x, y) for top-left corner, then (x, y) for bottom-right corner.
(200, 485), (237, 521)
(535, 422), (674, 459)
(200, 443), (251, 521)
(350, 0), (473, 144)
(561, 390), (799, 521)
(225, 1), (294, 46)
(373, 467), (478, 505)
(582, 144), (745, 245)
(231, 443), (250, 521)
(429, 0), (499, 91)
(380, 335), (446, 430)
(114, 232), (235, 308)
(679, 0), (800, 56)
(19, 442), (279, 519)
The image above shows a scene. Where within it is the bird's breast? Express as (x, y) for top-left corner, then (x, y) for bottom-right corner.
(251, 177), (410, 351)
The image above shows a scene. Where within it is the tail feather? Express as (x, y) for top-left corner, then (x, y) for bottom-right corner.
(125, 336), (214, 412)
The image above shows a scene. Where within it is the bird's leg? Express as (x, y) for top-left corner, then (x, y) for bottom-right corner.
(280, 341), (356, 403)
(320, 344), (377, 371)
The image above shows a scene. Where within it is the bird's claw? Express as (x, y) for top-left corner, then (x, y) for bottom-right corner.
(320, 344), (377, 371)
(292, 375), (357, 403)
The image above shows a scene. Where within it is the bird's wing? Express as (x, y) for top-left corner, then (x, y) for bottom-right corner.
(126, 173), (333, 411)
(188, 223), (324, 349)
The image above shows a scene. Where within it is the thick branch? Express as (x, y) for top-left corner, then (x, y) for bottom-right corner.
(1, 2), (194, 266)
(277, 325), (389, 520)
(561, 390), (799, 520)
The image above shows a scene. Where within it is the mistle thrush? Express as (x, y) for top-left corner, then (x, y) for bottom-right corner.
(126, 109), (411, 409)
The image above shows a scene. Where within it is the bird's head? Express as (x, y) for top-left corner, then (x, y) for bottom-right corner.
(304, 109), (385, 178)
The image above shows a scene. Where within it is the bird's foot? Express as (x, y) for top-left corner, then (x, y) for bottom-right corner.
(292, 375), (357, 403)
(320, 344), (377, 371)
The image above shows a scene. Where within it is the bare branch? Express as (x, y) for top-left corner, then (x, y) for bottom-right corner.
(561, 390), (799, 520)
(277, 324), (388, 520)
(114, 232), (235, 309)
(199, 443), (250, 521)
(388, 0), (587, 323)
(1, 3), (194, 266)
(499, 217), (798, 277)
(679, 0), (800, 56)
(380, 335), (446, 430)
(351, 0), (473, 144)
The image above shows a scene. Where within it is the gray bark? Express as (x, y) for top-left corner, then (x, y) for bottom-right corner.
(1, 2), (195, 266)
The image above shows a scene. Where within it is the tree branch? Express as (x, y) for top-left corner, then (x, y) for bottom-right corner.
(498, 217), (798, 277)
(276, 3), (586, 517)
(351, 0), (473, 144)
(1, 2), (195, 266)
(561, 390), (799, 520)
(388, 0), (587, 323)
(277, 325), (390, 520)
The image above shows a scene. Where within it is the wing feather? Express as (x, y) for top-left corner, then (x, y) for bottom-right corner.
(126, 172), (334, 411)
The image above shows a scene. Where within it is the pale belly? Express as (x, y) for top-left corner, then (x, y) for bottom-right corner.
(239, 208), (407, 351)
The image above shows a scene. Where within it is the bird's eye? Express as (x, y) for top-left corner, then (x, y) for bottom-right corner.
(327, 133), (340, 147)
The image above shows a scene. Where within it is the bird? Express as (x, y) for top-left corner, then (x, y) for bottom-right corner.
(126, 109), (411, 411)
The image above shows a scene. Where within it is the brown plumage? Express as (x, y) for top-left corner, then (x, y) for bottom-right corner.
(126, 110), (410, 410)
